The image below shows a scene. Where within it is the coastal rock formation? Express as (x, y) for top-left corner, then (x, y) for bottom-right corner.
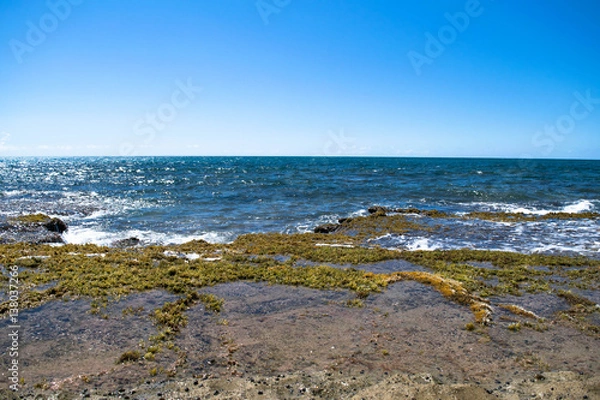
(368, 206), (389, 215)
(0, 214), (68, 244)
(314, 217), (360, 234)
(314, 223), (341, 234)
(44, 217), (68, 233)
(113, 237), (141, 248)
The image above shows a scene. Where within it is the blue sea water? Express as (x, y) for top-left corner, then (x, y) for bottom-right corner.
(1, 157), (599, 256)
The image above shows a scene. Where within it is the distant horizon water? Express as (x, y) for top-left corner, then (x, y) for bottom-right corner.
(2, 155), (600, 162)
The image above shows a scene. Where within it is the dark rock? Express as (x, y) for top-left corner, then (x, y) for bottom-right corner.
(33, 232), (65, 244)
(0, 214), (67, 244)
(44, 217), (68, 233)
(0, 223), (12, 232)
(314, 224), (340, 234)
(0, 232), (64, 245)
(367, 206), (388, 216)
(113, 237), (141, 248)
(338, 217), (353, 224)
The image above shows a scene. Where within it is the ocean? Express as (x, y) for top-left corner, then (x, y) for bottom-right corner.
(1, 156), (598, 257)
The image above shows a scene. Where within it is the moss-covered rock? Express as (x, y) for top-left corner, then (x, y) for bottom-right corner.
(1, 214), (67, 244)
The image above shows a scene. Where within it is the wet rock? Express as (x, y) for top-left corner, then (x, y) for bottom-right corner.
(368, 206), (389, 216)
(44, 217), (68, 233)
(0, 231), (64, 245)
(314, 223), (341, 234)
(113, 237), (141, 248)
(0, 214), (67, 244)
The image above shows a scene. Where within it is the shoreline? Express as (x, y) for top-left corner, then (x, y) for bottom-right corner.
(1, 212), (599, 398)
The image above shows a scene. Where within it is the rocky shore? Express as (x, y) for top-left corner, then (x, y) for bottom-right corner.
(0, 214), (68, 245)
(1, 212), (599, 399)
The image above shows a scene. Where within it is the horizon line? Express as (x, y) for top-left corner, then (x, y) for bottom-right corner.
(1, 155), (599, 161)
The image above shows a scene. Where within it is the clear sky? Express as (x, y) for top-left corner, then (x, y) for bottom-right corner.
(1, 0), (599, 158)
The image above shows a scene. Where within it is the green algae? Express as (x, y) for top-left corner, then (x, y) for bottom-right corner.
(464, 211), (600, 222)
(370, 206), (600, 222)
(8, 213), (52, 224)
(557, 290), (597, 307)
(397, 249), (599, 296)
(555, 290), (600, 337)
(117, 350), (142, 364)
(346, 298), (364, 308)
(335, 213), (432, 238)
(1, 216), (599, 367)
(508, 322), (522, 332)
(0, 239), (597, 318)
(230, 232), (399, 263)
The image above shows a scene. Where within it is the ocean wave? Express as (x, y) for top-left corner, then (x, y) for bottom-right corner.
(62, 227), (235, 246)
(562, 200), (595, 213)
(1, 190), (30, 197)
(370, 217), (600, 257)
(0, 189), (156, 220)
(465, 199), (597, 216)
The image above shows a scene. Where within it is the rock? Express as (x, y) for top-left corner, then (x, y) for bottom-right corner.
(0, 231), (64, 245)
(44, 217), (68, 233)
(314, 224), (341, 234)
(338, 217), (353, 224)
(368, 206), (388, 216)
(0, 214), (67, 244)
(113, 237), (141, 248)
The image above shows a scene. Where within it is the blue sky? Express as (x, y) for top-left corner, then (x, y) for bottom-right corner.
(1, 0), (599, 158)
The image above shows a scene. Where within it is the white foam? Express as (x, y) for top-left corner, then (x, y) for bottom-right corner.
(405, 238), (441, 251)
(2, 190), (29, 197)
(350, 209), (369, 217)
(369, 215), (600, 256)
(562, 200), (594, 213)
(466, 200), (596, 216)
(530, 244), (585, 254)
(81, 209), (112, 220)
(63, 226), (234, 246)
(195, 231), (235, 244)
(456, 202), (547, 215)
(315, 243), (355, 248)
(62, 227), (118, 246)
(506, 206), (550, 215)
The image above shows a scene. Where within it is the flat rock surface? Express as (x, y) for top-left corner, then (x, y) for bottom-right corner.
(1, 281), (599, 399)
